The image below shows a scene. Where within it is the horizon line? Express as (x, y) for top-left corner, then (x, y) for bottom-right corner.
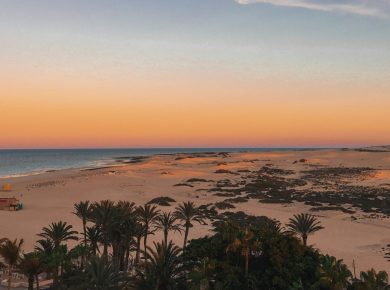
(0, 145), (376, 151)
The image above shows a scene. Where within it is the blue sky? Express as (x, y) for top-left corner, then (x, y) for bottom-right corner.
(1, 0), (389, 83)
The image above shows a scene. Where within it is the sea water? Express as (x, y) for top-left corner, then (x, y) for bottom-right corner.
(0, 148), (316, 178)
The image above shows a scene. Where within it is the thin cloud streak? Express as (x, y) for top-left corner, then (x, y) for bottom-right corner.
(235, 0), (389, 17)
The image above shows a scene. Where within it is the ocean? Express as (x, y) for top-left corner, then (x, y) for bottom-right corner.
(0, 148), (317, 178)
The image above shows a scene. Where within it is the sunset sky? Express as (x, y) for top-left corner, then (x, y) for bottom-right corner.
(1, 0), (390, 148)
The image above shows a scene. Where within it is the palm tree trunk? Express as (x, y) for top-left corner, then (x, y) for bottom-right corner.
(28, 274), (34, 290)
(7, 265), (12, 290)
(93, 243), (97, 256)
(35, 274), (40, 290)
(244, 249), (249, 275)
(117, 243), (124, 269)
(135, 235), (141, 266)
(103, 243), (108, 259)
(112, 243), (118, 267)
(118, 245), (124, 271)
(183, 226), (189, 249)
(143, 233), (148, 259)
(82, 220), (87, 268)
(302, 234), (307, 246)
(60, 262), (64, 286)
(124, 246), (130, 271)
(102, 233), (109, 263)
(164, 229), (168, 245)
(53, 267), (59, 289)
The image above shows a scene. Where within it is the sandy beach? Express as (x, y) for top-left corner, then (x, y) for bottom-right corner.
(1, 148), (390, 273)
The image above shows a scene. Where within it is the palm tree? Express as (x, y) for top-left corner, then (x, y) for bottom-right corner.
(38, 221), (79, 248)
(137, 204), (160, 255)
(68, 244), (90, 270)
(38, 221), (78, 288)
(0, 238), (24, 290)
(90, 200), (117, 258)
(174, 201), (205, 249)
(117, 200), (136, 216)
(134, 221), (145, 267)
(214, 220), (240, 242)
(226, 227), (260, 275)
(189, 257), (216, 290)
(286, 213), (323, 246)
(86, 225), (102, 256)
(319, 255), (351, 290)
(69, 256), (128, 290)
(18, 252), (44, 290)
(35, 238), (54, 254)
(35, 238), (63, 288)
(359, 269), (389, 289)
(136, 241), (184, 290)
(113, 201), (137, 270)
(74, 200), (92, 266)
(155, 212), (182, 245)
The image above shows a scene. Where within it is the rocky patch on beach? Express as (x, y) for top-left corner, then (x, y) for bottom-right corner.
(174, 152), (230, 161)
(193, 163), (390, 216)
(115, 156), (149, 164)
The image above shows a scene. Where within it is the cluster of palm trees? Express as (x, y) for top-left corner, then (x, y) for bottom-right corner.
(0, 201), (388, 290)
(214, 212), (324, 277)
(0, 200), (205, 289)
(207, 214), (390, 289)
(319, 255), (390, 290)
(0, 238), (25, 289)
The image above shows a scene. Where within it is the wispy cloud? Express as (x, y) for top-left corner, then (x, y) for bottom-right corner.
(235, 0), (390, 17)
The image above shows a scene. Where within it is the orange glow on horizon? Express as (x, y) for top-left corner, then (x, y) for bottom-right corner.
(1, 72), (390, 149)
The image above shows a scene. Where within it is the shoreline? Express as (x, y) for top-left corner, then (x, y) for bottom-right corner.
(0, 147), (331, 179)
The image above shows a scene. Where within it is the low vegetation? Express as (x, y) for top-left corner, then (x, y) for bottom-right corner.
(0, 200), (388, 290)
(146, 196), (176, 206)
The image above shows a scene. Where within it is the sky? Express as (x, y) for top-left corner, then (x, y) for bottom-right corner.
(1, 0), (390, 149)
